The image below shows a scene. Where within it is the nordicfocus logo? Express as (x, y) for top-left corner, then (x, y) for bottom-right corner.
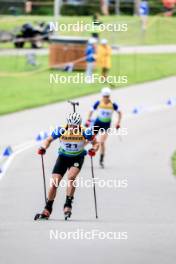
(49, 177), (128, 189)
(49, 229), (128, 240)
(49, 73), (128, 85)
(49, 125), (128, 137)
(49, 21), (128, 33)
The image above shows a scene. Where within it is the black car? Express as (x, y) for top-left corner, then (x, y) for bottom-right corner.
(14, 22), (53, 48)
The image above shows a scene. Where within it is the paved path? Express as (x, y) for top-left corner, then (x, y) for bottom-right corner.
(0, 77), (176, 264)
(1, 45), (176, 56)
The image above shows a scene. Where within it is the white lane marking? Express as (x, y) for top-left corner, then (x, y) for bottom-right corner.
(0, 141), (38, 180)
(13, 140), (36, 151)
(0, 102), (175, 180)
(0, 155), (15, 180)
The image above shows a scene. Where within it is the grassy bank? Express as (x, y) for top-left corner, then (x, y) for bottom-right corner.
(172, 152), (176, 176)
(0, 53), (176, 115)
(0, 15), (176, 46)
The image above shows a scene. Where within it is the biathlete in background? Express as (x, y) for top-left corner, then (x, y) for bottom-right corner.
(36, 113), (99, 220)
(85, 87), (122, 168)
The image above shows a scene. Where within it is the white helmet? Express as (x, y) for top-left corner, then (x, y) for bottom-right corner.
(101, 38), (108, 45)
(67, 113), (82, 125)
(88, 38), (97, 44)
(101, 87), (111, 97)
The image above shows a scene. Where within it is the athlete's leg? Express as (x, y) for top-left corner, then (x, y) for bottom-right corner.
(63, 167), (80, 215)
(102, 67), (109, 82)
(98, 133), (108, 167)
(67, 167), (80, 197)
(42, 173), (62, 217)
(41, 155), (67, 218)
(48, 173), (63, 200)
(99, 133), (108, 155)
(64, 157), (84, 215)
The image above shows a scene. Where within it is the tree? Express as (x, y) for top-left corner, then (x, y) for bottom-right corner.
(54, 0), (62, 21)
(100, 0), (109, 15)
(134, 0), (141, 15)
(115, 0), (120, 15)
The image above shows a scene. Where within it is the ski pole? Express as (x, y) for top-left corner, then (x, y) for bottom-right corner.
(41, 155), (47, 204)
(68, 100), (79, 113)
(90, 156), (98, 219)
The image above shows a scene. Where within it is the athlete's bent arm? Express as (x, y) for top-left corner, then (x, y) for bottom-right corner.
(87, 110), (94, 121)
(85, 110), (94, 127)
(42, 136), (54, 150)
(87, 137), (99, 157)
(86, 101), (100, 127)
(116, 110), (122, 128)
(91, 137), (99, 152)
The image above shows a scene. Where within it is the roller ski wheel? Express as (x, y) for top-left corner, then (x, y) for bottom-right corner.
(64, 210), (72, 221)
(64, 196), (73, 220)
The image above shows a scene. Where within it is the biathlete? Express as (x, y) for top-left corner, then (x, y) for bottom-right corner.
(35, 113), (99, 220)
(85, 87), (122, 168)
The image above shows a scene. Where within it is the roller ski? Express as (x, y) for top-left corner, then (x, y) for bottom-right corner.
(64, 196), (73, 220)
(34, 210), (50, 221)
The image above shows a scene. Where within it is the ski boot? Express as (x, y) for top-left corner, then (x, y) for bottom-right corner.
(64, 196), (73, 220)
(99, 154), (105, 169)
(34, 200), (53, 221)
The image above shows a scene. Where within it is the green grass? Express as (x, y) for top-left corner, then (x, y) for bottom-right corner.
(1, 15), (176, 46)
(172, 152), (176, 176)
(0, 53), (176, 115)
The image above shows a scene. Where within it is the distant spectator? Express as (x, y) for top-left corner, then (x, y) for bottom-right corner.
(97, 38), (112, 83)
(25, 1), (32, 14)
(85, 38), (97, 83)
(162, 0), (175, 16)
(26, 53), (37, 66)
(139, 0), (149, 32)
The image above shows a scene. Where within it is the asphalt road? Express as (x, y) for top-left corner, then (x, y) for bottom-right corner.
(0, 77), (176, 264)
